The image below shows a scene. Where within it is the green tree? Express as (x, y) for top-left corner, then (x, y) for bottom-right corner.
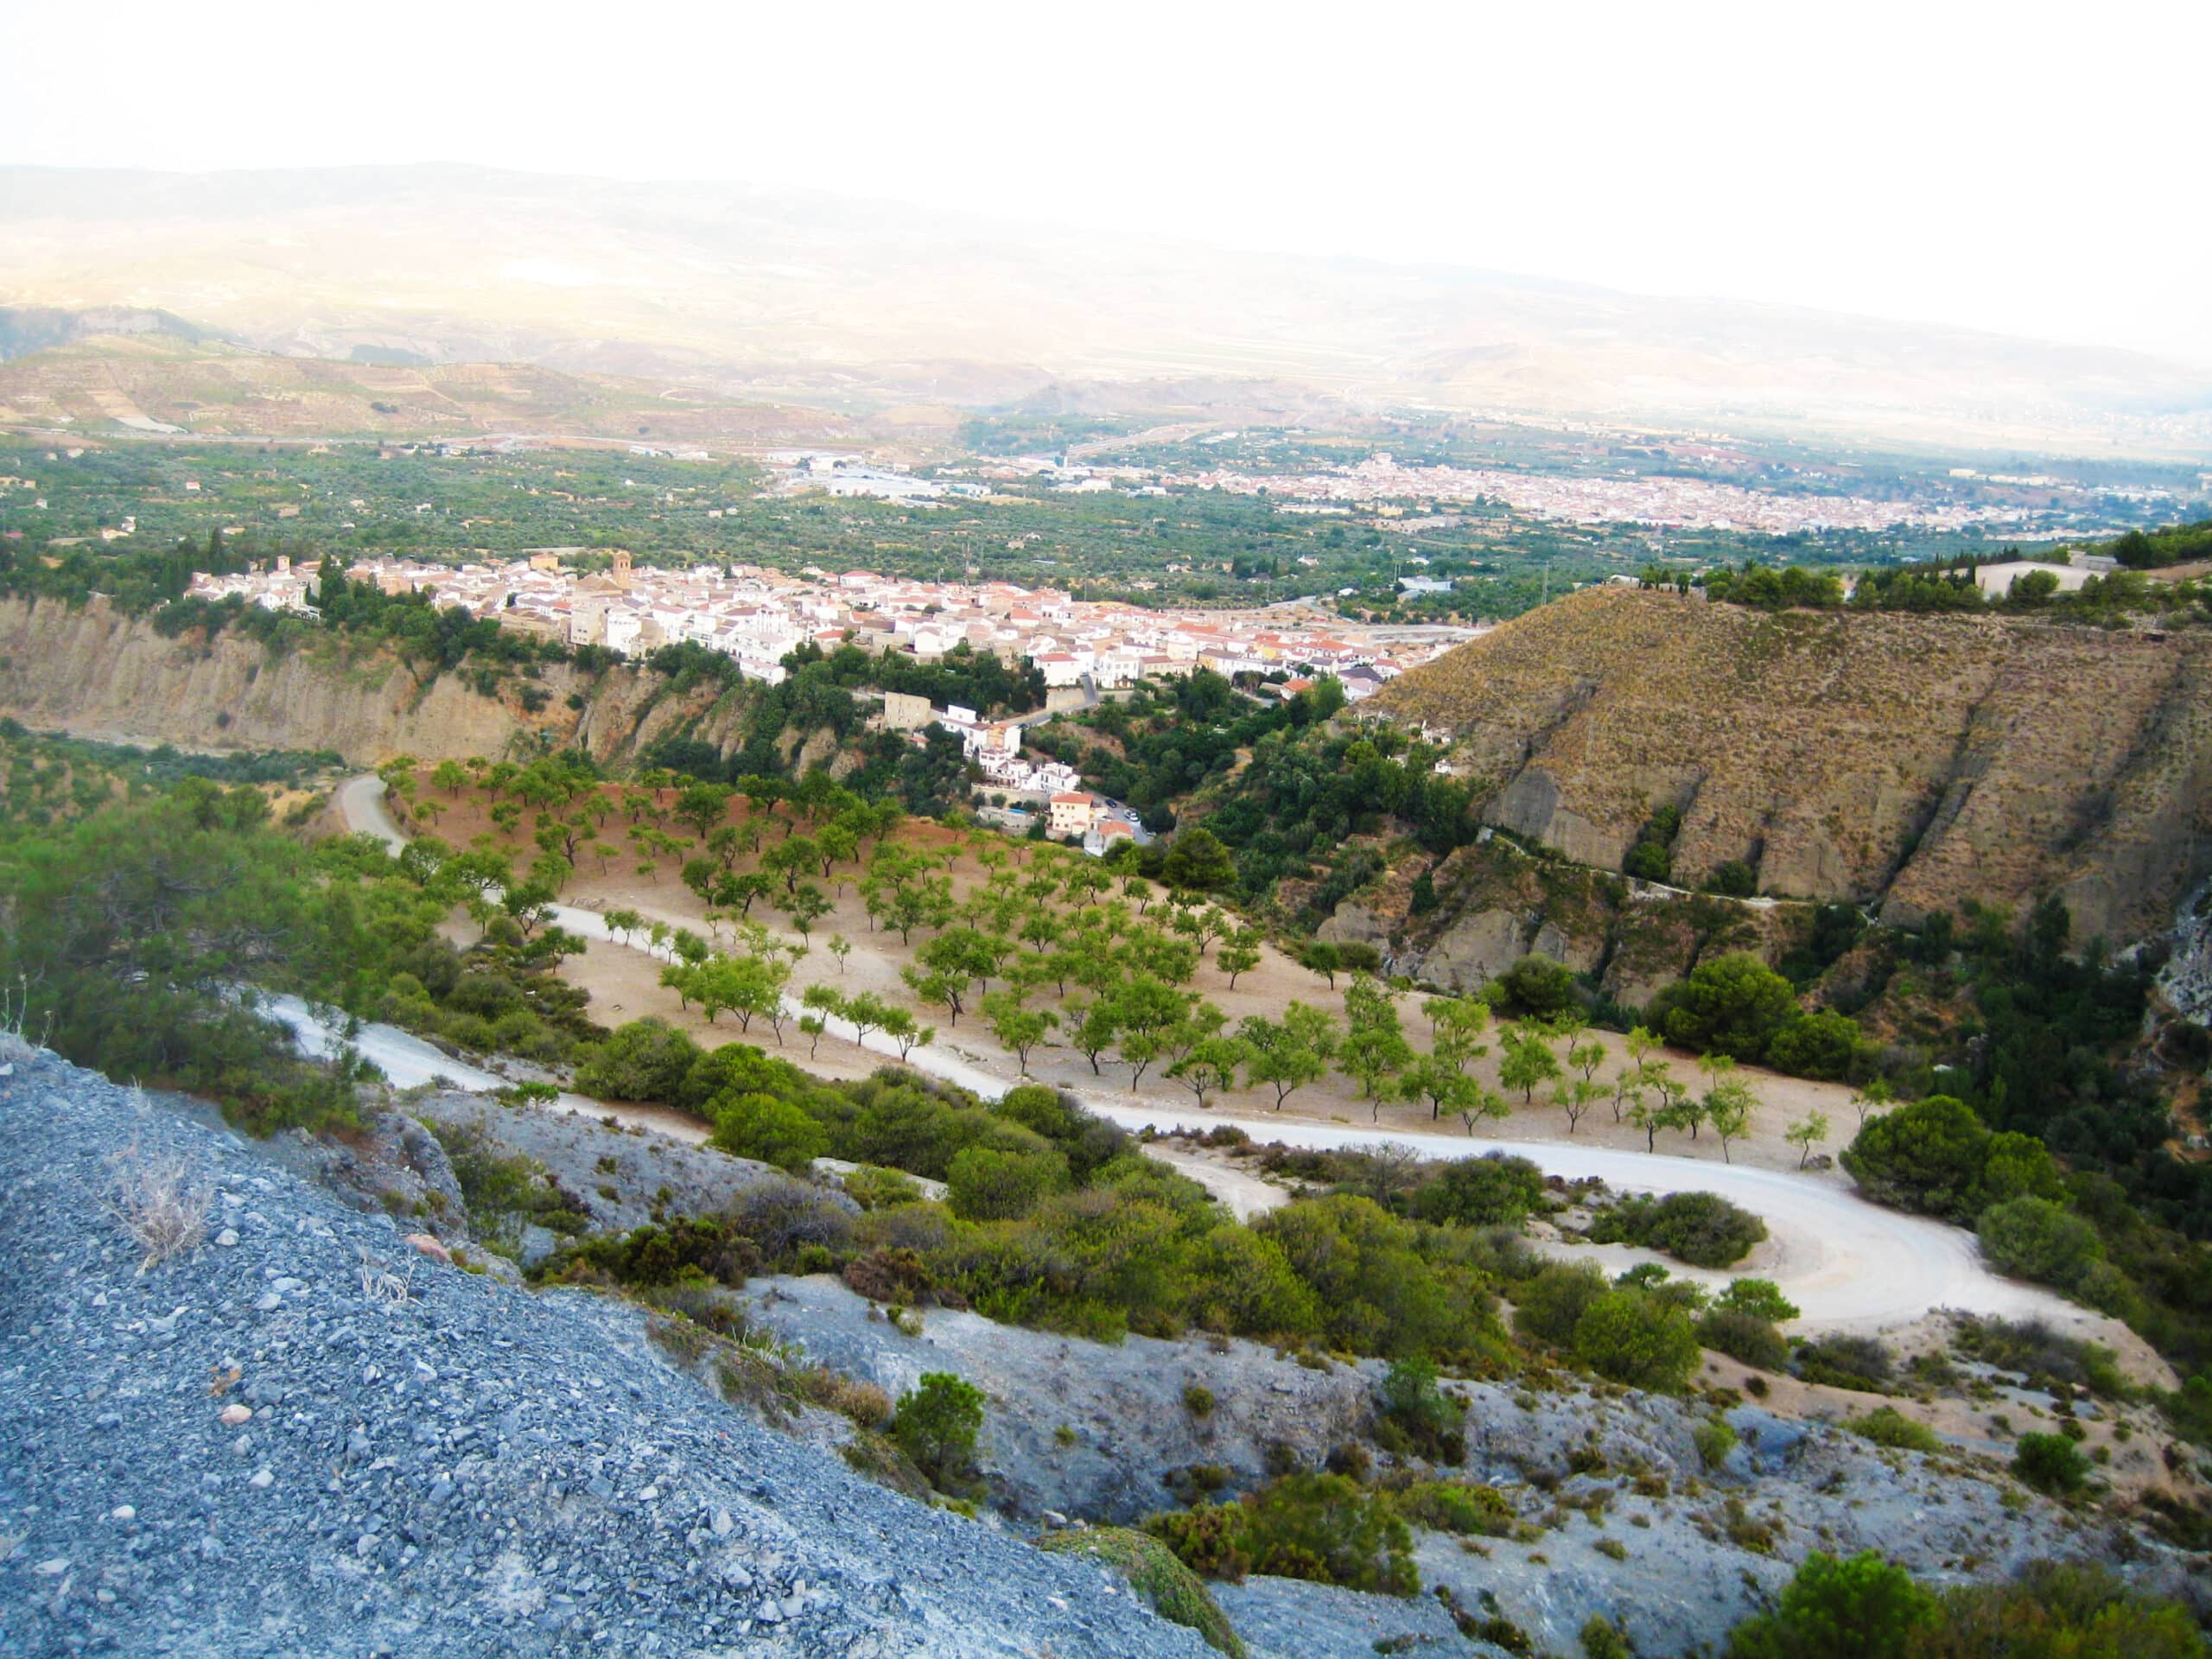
(1216, 930), (1262, 988)
(982, 988), (1057, 1071)
(1976, 1197), (2102, 1292)
(1572, 1288), (1702, 1391)
(1706, 1078), (1757, 1162)
(1785, 1110), (1831, 1167)
(1238, 1002), (1337, 1109)
(1649, 952), (1798, 1062)
(1339, 1022), (1414, 1114)
(1494, 954), (1577, 1018)
(946, 1145), (1067, 1221)
(1168, 1035), (1249, 1110)
(892, 1372), (987, 1491)
(712, 1090), (829, 1173)
(672, 780), (734, 841)
(1840, 1096), (1989, 1220)
(1161, 826), (1235, 893)
(1498, 1024), (1563, 1103)
(1726, 1550), (1937, 1659)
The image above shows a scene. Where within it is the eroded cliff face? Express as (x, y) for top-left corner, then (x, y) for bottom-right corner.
(0, 596), (737, 766)
(1371, 589), (2212, 946)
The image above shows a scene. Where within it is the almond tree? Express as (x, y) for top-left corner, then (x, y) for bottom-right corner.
(1238, 1001), (1338, 1109)
(1786, 1110), (1831, 1167)
(1167, 1035), (1249, 1110)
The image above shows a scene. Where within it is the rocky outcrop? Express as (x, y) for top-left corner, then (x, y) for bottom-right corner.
(0, 1050), (1211, 1658)
(1373, 589), (2212, 945)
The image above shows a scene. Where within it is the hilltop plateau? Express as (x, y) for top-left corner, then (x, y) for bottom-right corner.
(1369, 589), (2212, 946)
(0, 331), (859, 446)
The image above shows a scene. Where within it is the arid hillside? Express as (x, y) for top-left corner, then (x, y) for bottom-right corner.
(0, 334), (860, 446)
(6, 164), (2209, 452)
(0, 595), (810, 771)
(1370, 588), (2212, 944)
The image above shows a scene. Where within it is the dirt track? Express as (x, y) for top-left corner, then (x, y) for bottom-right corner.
(337, 775), (2162, 1367)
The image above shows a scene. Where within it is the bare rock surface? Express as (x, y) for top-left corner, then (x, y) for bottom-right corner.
(0, 1051), (1211, 1659)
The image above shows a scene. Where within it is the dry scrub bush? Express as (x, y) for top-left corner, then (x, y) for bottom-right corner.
(105, 1138), (212, 1272)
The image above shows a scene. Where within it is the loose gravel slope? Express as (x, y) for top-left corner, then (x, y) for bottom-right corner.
(0, 1050), (1208, 1659)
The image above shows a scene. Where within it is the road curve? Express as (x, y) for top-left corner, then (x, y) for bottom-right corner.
(333, 776), (2101, 1338)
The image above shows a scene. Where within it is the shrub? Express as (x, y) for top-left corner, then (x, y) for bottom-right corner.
(1920, 1560), (2208, 1657)
(842, 1246), (934, 1305)
(1513, 1261), (1610, 1348)
(1717, 1278), (1800, 1323)
(2011, 1432), (2089, 1496)
(1410, 1152), (1548, 1227)
(891, 1372), (986, 1493)
(1374, 1356), (1466, 1465)
(1573, 1289), (1703, 1392)
(1845, 1408), (1940, 1453)
(1697, 1308), (1789, 1370)
(574, 1018), (702, 1103)
(839, 1164), (925, 1211)
(1764, 1009), (1865, 1082)
(1948, 1316), (2126, 1399)
(1495, 955), (1579, 1019)
(946, 1144), (1068, 1221)
(1146, 1501), (1251, 1582)
(1037, 1528), (1246, 1657)
(1975, 1197), (2102, 1293)
(1694, 1416), (1740, 1469)
(1395, 1480), (1515, 1537)
(1184, 1382), (1217, 1420)
(1589, 1191), (1766, 1268)
(104, 1141), (212, 1273)
(838, 1430), (933, 1500)
(1647, 952), (1796, 1062)
(1580, 1614), (1636, 1659)
(1238, 1473), (1417, 1596)
(1725, 1550), (1936, 1659)
(711, 1090), (830, 1173)
(1840, 1096), (2042, 1222)
(1795, 1334), (1893, 1393)
(1254, 1194), (1503, 1365)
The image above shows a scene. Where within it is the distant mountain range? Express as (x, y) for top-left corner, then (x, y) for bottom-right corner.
(3, 163), (2209, 454)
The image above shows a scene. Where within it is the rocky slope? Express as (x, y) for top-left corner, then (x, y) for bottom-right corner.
(0, 1048), (1211, 1659)
(0, 595), (779, 769)
(1370, 588), (2212, 945)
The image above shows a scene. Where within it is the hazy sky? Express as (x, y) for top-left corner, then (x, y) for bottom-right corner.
(10, 1), (2208, 363)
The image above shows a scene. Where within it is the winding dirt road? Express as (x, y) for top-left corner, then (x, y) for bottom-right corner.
(333, 776), (2120, 1343)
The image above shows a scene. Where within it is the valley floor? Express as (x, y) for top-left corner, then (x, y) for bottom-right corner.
(334, 778), (2160, 1371)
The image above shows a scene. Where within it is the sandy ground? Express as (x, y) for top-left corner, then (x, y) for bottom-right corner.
(340, 775), (2163, 1367)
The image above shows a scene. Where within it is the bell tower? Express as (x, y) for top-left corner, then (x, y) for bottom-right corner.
(611, 547), (633, 590)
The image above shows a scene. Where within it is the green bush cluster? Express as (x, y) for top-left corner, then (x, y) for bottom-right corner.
(1589, 1191), (1767, 1268)
(1145, 1472), (1418, 1597)
(1035, 1528), (1245, 1656)
(1845, 1408), (1941, 1454)
(1725, 1553), (2204, 1658)
(1647, 952), (1868, 1081)
(1511, 1262), (1703, 1391)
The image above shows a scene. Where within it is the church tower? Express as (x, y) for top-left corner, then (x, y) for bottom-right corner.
(611, 547), (633, 590)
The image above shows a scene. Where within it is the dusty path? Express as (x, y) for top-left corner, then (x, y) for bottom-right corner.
(335, 776), (2137, 1349)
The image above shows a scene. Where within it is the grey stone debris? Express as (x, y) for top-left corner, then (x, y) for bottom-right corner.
(0, 1052), (1211, 1659)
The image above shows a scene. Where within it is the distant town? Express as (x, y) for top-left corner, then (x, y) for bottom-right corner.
(188, 551), (1478, 840)
(1177, 454), (2113, 536)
